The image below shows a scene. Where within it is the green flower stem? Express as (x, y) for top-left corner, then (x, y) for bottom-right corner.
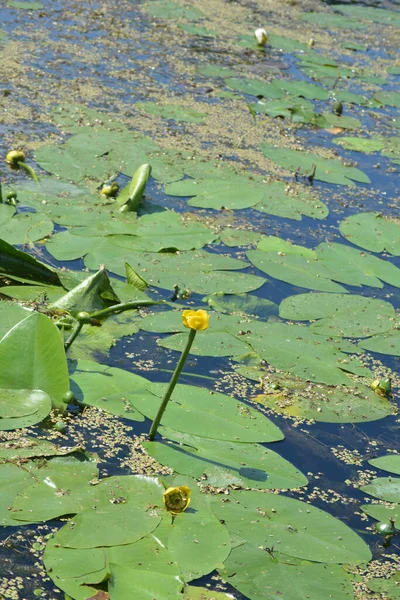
(64, 321), (84, 351)
(89, 299), (162, 320)
(148, 328), (197, 441)
(18, 161), (40, 183)
(0, 182), (3, 204)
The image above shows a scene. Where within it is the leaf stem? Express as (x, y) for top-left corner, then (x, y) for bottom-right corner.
(64, 321), (84, 352)
(19, 161), (40, 183)
(148, 328), (197, 441)
(89, 299), (162, 320)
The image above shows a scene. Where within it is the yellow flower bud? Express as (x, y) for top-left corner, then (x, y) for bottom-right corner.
(163, 486), (191, 515)
(182, 309), (209, 331)
(6, 149), (26, 168)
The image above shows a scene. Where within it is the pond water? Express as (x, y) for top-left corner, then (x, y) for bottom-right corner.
(0, 0), (399, 599)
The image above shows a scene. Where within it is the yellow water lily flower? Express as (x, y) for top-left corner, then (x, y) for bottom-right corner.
(163, 486), (191, 515)
(182, 309), (209, 331)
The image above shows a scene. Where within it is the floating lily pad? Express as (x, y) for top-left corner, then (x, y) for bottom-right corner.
(272, 79), (330, 100)
(0, 437), (80, 461)
(0, 212), (53, 246)
(225, 77), (283, 99)
(361, 503), (400, 525)
(131, 382), (284, 442)
(369, 455), (400, 476)
(361, 477), (400, 503)
(70, 359), (149, 421)
(367, 574), (400, 600)
(11, 457), (99, 522)
(339, 212), (400, 255)
(56, 475), (164, 548)
(7, 1), (43, 8)
(260, 143), (370, 185)
(159, 330), (252, 357)
(0, 389), (52, 430)
(253, 376), (392, 423)
(43, 539), (107, 599)
(359, 330), (400, 356)
(108, 563), (183, 600)
(136, 102), (206, 123)
(219, 543), (355, 600)
(205, 292), (278, 319)
(302, 11), (366, 30)
(178, 23), (215, 37)
(240, 321), (371, 385)
(279, 293), (396, 338)
(334, 137), (385, 153)
(374, 91), (400, 108)
(211, 490), (371, 563)
(219, 229), (261, 247)
(143, 431), (307, 489)
(86, 249), (266, 294)
(145, 0), (204, 19)
(248, 239), (400, 292)
(0, 463), (35, 526)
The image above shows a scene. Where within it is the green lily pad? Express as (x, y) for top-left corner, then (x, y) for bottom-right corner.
(361, 477), (400, 503)
(225, 77), (283, 99)
(219, 229), (261, 247)
(313, 113), (362, 130)
(0, 463), (35, 525)
(211, 490), (372, 563)
(369, 455), (400, 476)
(260, 142), (370, 186)
(241, 321), (371, 385)
(143, 431), (307, 489)
(0, 212), (53, 246)
(70, 359), (149, 421)
(205, 292), (278, 319)
(0, 312), (69, 411)
(87, 249), (266, 294)
(302, 11), (366, 30)
(7, 1), (43, 8)
(358, 330), (400, 356)
(339, 212), (400, 255)
(279, 293), (396, 338)
(0, 437), (81, 461)
(10, 457), (99, 522)
(272, 79), (330, 100)
(159, 330), (252, 357)
(145, 0), (204, 20)
(247, 249), (347, 293)
(334, 137), (385, 153)
(108, 563), (183, 600)
(0, 389), (52, 430)
(374, 91), (400, 108)
(178, 23), (215, 37)
(367, 574), (400, 600)
(136, 102), (206, 123)
(132, 382), (284, 442)
(248, 239), (400, 292)
(43, 538), (107, 599)
(197, 65), (237, 78)
(253, 376), (393, 423)
(361, 503), (400, 525)
(56, 475), (164, 548)
(154, 478), (232, 581)
(219, 543), (355, 600)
